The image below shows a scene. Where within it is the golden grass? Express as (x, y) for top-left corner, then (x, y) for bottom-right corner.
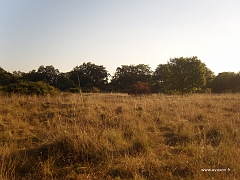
(0, 93), (239, 179)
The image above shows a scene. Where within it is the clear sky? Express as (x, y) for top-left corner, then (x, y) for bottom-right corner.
(0, 0), (239, 76)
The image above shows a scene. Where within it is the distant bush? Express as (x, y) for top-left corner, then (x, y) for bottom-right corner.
(128, 81), (151, 95)
(2, 81), (59, 95)
(92, 87), (101, 93)
(196, 88), (212, 94)
(68, 88), (81, 93)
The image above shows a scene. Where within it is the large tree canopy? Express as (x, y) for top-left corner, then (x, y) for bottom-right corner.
(0, 67), (14, 86)
(111, 64), (152, 91)
(54, 73), (76, 91)
(155, 57), (206, 95)
(69, 62), (110, 89)
(22, 65), (60, 85)
(37, 65), (60, 85)
(210, 72), (240, 93)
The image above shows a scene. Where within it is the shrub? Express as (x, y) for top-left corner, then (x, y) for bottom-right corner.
(196, 88), (212, 94)
(92, 87), (101, 93)
(128, 81), (151, 95)
(68, 88), (81, 93)
(2, 81), (59, 95)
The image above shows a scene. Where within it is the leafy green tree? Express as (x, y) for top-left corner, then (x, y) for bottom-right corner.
(153, 64), (170, 93)
(37, 65), (60, 85)
(22, 66), (60, 85)
(155, 57), (206, 95)
(69, 62), (109, 90)
(0, 67), (14, 86)
(204, 67), (215, 88)
(22, 70), (40, 82)
(111, 64), (152, 92)
(80, 74), (94, 88)
(196, 67), (215, 93)
(210, 72), (240, 93)
(54, 73), (77, 91)
(235, 72), (240, 92)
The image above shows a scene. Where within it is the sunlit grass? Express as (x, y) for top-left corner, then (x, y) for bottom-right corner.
(0, 93), (239, 179)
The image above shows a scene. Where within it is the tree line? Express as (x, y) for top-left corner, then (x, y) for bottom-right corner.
(0, 56), (239, 95)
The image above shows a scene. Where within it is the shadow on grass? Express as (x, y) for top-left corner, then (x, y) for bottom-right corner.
(1, 137), (105, 179)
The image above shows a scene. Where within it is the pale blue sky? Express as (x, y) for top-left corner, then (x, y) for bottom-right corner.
(0, 0), (239, 76)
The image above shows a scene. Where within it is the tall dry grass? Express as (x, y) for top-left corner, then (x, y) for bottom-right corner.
(0, 93), (239, 179)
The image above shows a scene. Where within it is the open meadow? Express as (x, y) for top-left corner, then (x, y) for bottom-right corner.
(0, 93), (239, 179)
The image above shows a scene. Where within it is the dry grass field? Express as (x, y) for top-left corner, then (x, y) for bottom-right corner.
(0, 93), (239, 179)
